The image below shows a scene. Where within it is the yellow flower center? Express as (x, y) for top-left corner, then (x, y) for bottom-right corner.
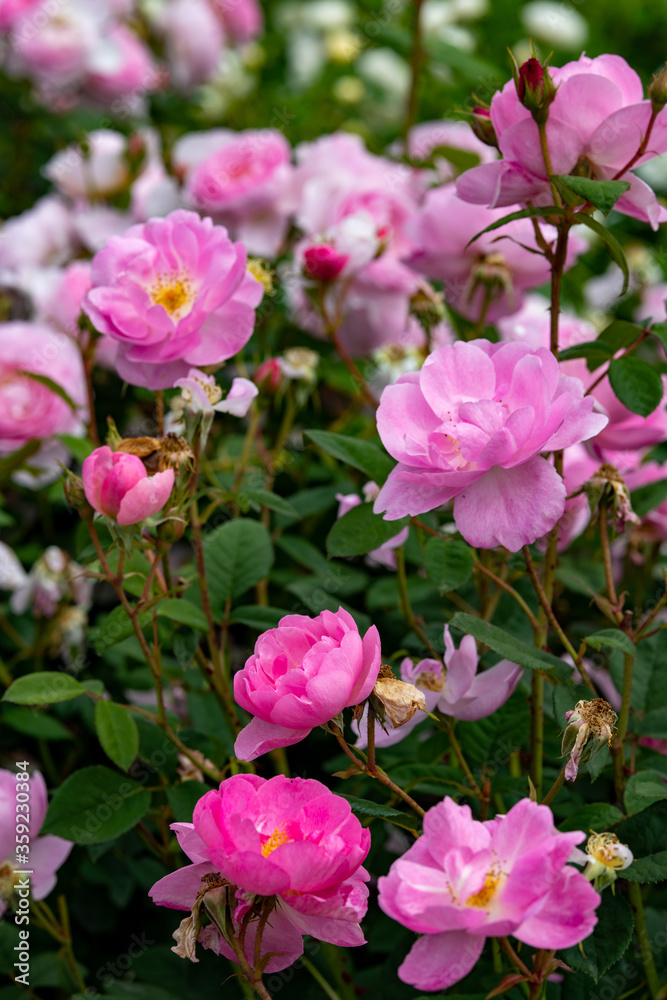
(151, 274), (193, 317)
(261, 828), (291, 858)
(466, 869), (503, 909)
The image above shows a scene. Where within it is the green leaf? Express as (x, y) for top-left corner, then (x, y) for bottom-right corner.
(558, 340), (614, 371)
(615, 800), (667, 856)
(94, 701), (140, 772)
(560, 892), (633, 981)
(624, 770), (667, 815)
(573, 214), (629, 295)
(465, 204), (567, 248)
(337, 793), (420, 831)
(448, 613), (563, 673)
(41, 765), (151, 844)
(202, 519), (273, 614)
(227, 605), (288, 630)
(622, 850), (667, 883)
(637, 707), (667, 737)
(304, 429), (394, 483)
(89, 604), (152, 654)
(557, 803), (624, 833)
(277, 534), (330, 575)
(0, 440), (41, 480)
(423, 537), (473, 592)
(585, 630), (636, 656)
(609, 356), (663, 417)
(650, 321), (667, 351)
(1, 705), (73, 740)
(326, 503), (408, 558)
(155, 598), (209, 632)
(240, 488), (298, 517)
(553, 175), (630, 215)
(16, 370), (78, 410)
(631, 478), (667, 518)
(56, 434), (95, 463)
(2, 671), (85, 705)
(166, 781), (210, 822)
(598, 319), (643, 352)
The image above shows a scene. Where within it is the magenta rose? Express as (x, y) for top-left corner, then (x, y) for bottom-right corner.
(233, 608), (382, 761)
(82, 446), (174, 525)
(83, 209), (263, 389)
(373, 339), (608, 551)
(379, 796), (599, 993)
(149, 774), (370, 972)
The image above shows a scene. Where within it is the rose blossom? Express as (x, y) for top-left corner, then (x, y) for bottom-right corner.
(0, 769), (72, 917)
(457, 53), (667, 230)
(160, 0), (224, 90)
(233, 608), (382, 761)
(0, 196), (75, 270)
(83, 446), (175, 526)
(378, 796), (599, 992)
(174, 129), (295, 257)
(43, 129), (129, 201)
(373, 339), (608, 551)
(355, 625), (522, 749)
(83, 209), (263, 389)
(0, 322), (87, 457)
(149, 774), (370, 971)
(210, 0), (263, 43)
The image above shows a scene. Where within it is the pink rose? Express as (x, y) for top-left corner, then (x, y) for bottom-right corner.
(149, 774), (369, 971)
(378, 796), (599, 992)
(211, 0), (263, 43)
(0, 196), (75, 269)
(83, 209), (263, 389)
(44, 129), (129, 200)
(82, 446), (174, 525)
(373, 339), (608, 551)
(233, 608), (382, 761)
(0, 322), (87, 455)
(457, 53), (667, 230)
(0, 768), (72, 917)
(176, 129), (294, 257)
(406, 184), (584, 323)
(160, 0), (224, 90)
(84, 24), (159, 104)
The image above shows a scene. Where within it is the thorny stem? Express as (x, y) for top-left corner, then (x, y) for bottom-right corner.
(301, 957), (343, 1000)
(442, 718), (483, 798)
(81, 344), (100, 448)
(612, 651), (635, 799)
(538, 123), (563, 209)
(635, 573), (667, 639)
(499, 937), (533, 980)
(331, 726), (426, 819)
(522, 546), (581, 664)
(584, 330), (650, 397)
(395, 546), (441, 659)
(612, 109), (659, 180)
(599, 500), (620, 615)
(540, 765), (567, 807)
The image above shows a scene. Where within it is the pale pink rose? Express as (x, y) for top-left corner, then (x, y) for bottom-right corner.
(638, 283), (667, 324)
(0, 196), (75, 269)
(149, 775), (369, 971)
(9, 546), (92, 617)
(84, 24), (159, 105)
(233, 608), (382, 761)
(457, 53), (667, 230)
(82, 446), (175, 525)
(0, 322), (87, 455)
(335, 484), (408, 570)
(373, 340), (608, 551)
(172, 368), (257, 445)
(9, 0), (104, 89)
(43, 129), (129, 201)
(160, 0), (224, 90)
(406, 184), (584, 323)
(355, 625), (522, 749)
(177, 129), (295, 257)
(0, 768), (72, 917)
(378, 797), (599, 992)
(210, 0), (263, 43)
(83, 209), (263, 389)
(71, 205), (132, 253)
(0, 0), (39, 31)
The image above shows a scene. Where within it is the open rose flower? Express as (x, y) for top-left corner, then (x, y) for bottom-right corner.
(83, 209), (263, 389)
(355, 625), (522, 749)
(373, 340), (608, 550)
(457, 53), (667, 230)
(83, 446), (174, 525)
(0, 769), (72, 917)
(149, 774), (370, 972)
(233, 608), (381, 761)
(378, 796), (599, 993)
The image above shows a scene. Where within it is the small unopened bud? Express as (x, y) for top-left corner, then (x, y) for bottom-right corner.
(255, 357), (283, 394)
(470, 106), (499, 148)
(303, 244), (349, 282)
(583, 831), (634, 891)
(371, 666), (427, 729)
(465, 252), (515, 313)
(562, 698), (617, 781)
(514, 57), (557, 125)
(410, 282), (446, 333)
(586, 464), (640, 532)
(63, 471), (94, 520)
(649, 65), (667, 113)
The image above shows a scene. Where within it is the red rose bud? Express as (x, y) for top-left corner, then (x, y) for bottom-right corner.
(303, 244), (349, 282)
(254, 357), (283, 393)
(515, 58), (557, 125)
(470, 107), (498, 148)
(649, 65), (667, 112)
